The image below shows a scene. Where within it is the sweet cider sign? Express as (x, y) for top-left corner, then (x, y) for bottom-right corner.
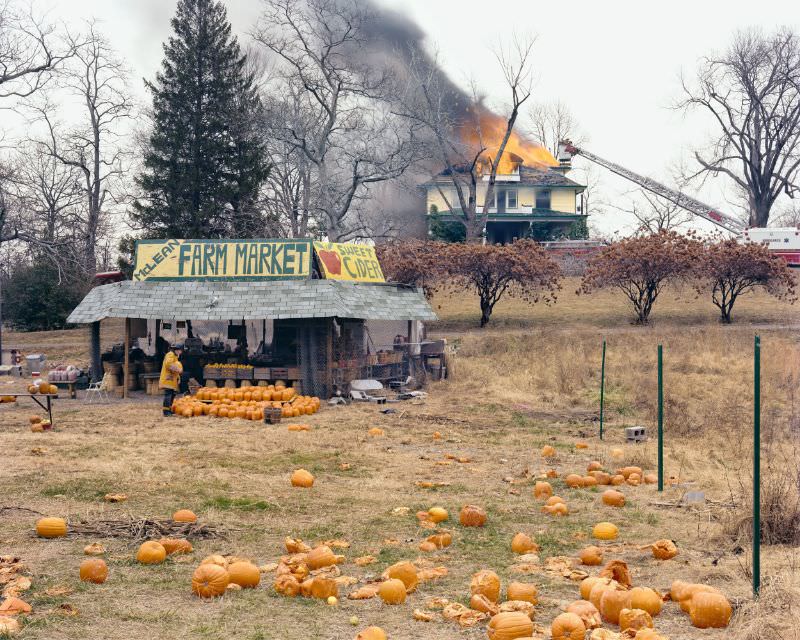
(313, 242), (385, 283)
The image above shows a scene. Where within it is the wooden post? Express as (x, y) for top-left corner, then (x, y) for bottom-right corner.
(326, 318), (334, 398)
(90, 321), (102, 382)
(123, 317), (130, 399)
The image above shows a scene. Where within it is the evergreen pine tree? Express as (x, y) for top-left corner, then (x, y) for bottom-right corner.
(132, 0), (268, 238)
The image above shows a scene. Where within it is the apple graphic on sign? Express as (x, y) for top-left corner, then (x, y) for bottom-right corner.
(318, 250), (342, 275)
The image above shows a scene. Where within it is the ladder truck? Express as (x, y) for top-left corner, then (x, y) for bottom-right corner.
(557, 140), (800, 267)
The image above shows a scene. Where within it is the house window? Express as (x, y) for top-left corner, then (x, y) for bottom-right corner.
(506, 190), (518, 209)
(536, 189), (551, 210)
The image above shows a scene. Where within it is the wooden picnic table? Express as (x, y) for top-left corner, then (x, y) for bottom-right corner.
(2, 393), (57, 425)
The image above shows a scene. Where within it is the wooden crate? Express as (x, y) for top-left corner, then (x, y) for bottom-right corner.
(203, 366), (222, 380)
(237, 368), (254, 380)
(253, 367), (271, 380)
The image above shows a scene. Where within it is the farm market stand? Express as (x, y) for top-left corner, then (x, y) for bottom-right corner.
(67, 239), (437, 401)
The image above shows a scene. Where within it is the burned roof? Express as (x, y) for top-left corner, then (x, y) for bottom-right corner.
(421, 164), (585, 190)
(66, 279), (437, 324)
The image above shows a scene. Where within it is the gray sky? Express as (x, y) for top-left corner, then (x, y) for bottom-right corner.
(24, 0), (800, 234)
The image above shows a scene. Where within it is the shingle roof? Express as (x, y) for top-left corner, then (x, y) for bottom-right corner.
(421, 164), (585, 190)
(66, 280), (438, 324)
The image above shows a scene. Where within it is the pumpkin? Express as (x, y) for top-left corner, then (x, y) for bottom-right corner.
(386, 561), (418, 592)
(291, 468), (315, 488)
(533, 481), (553, 499)
(599, 588), (631, 624)
(470, 569), (501, 602)
(546, 469), (559, 478)
(487, 611), (534, 640)
(543, 502), (569, 516)
(274, 574), (301, 597)
(36, 516), (67, 538)
(679, 584), (720, 613)
(579, 545), (603, 566)
(27, 384), (37, 394)
(418, 541), (437, 552)
(633, 631), (669, 640)
(306, 545), (336, 569)
(565, 473), (584, 488)
(172, 509), (197, 523)
(0, 616), (20, 636)
(355, 627), (387, 640)
(29, 415), (41, 424)
(619, 608), (654, 632)
(587, 461), (603, 472)
(427, 531), (452, 548)
(566, 600), (602, 629)
(689, 592), (732, 628)
(470, 593), (499, 615)
(551, 612), (586, 640)
(541, 445), (556, 458)
(158, 538), (193, 555)
(601, 489), (625, 507)
(599, 559), (632, 587)
(627, 473), (641, 486)
(643, 473), (657, 484)
(575, 441), (589, 449)
(545, 495), (566, 506)
(650, 539), (677, 560)
(310, 576), (338, 599)
(192, 563), (230, 598)
(610, 474), (625, 485)
(582, 475), (598, 487)
(368, 427), (384, 436)
(200, 554), (228, 569)
(228, 561), (260, 588)
(506, 582), (538, 605)
(459, 504), (487, 527)
(285, 537), (311, 553)
(629, 587), (662, 616)
(619, 466), (643, 479)
(84, 542), (105, 555)
(580, 576), (603, 600)
(428, 506), (448, 523)
(136, 541), (167, 564)
(588, 578), (620, 609)
(79, 558), (108, 584)
(594, 471), (612, 485)
(592, 522), (618, 540)
(30, 422), (44, 432)
(378, 578), (407, 604)
(511, 532), (539, 554)
(0, 597), (31, 614)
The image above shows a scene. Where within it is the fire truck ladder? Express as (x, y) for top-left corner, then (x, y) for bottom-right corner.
(558, 141), (745, 235)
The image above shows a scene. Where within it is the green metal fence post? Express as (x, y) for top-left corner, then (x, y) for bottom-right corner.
(753, 335), (761, 596)
(599, 340), (606, 440)
(657, 344), (664, 492)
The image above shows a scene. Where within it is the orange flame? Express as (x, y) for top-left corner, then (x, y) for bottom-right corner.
(458, 106), (558, 174)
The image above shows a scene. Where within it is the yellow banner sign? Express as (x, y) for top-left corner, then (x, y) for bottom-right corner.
(314, 242), (385, 282)
(133, 239), (312, 281)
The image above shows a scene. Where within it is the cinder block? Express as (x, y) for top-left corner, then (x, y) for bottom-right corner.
(625, 426), (647, 443)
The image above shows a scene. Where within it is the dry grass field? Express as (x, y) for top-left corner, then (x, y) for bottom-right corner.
(1, 278), (799, 640)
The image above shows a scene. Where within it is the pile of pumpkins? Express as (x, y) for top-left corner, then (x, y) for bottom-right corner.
(27, 383), (59, 395)
(171, 385), (320, 420)
(29, 415), (52, 432)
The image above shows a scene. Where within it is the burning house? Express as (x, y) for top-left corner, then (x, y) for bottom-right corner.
(421, 126), (587, 244)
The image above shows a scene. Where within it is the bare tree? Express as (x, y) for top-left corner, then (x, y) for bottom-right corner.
(253, 0), (423, 241)
(32, 23), (133, 274)
(772, 202), (800, 227)
(681, 27), (800, 227)
(403, 35), (536, 242)
(529, 100), (581, 157)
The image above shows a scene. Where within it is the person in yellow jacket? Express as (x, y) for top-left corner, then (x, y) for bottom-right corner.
(159, 343), (184, 416)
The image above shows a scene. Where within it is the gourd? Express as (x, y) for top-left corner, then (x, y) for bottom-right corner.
(506, 582), (538, 604)
(470, 569), (501, 602)
(173, 509), (197, 523)
(511, 532), (539, 554)
(459, 504), (487, 527)
(428, 506), (448, 523)
(566, 600), (602, 629)
(192, 563), (230, 598)
(627, 473), (641, 486)
(541, 445), (556, 457)
(587, 461), (603, 472)
(36, 517), (67, 538)
(620, 466), (643, 479)
(545, 495), (565, 506)
(610, 474), (625, 485)
(378, 578), (406, 604)
(355, 627), (387, 640)
(565, 474), (583, 488)
(551, 612), (586, 640)
(650, 539), (678, 560)
(578, 545), (603, 566)
(427, 531), (452, 548)
(599, 588), (632, 624)
(136, 541), (167, 564)
(79, 558), (109, 584)
(291, 469), (315, 488)
(629, 587), (662, 616)
(306, 545), (337, 569)
(309, 576), (338, 599)
(678, 584), (720, 613)
(580, 576), (603, 600)
(592, 522), (618, 540)
(594, 471), (612, 485)
(689, 592), (732, 628)
(542, 502), (569, 516)
(601, 489), (625, 507)
(533, 481), (553, 499)
(29, 415), (41, 424)
(158, 538), (193, 555)
(386, 561), (418, 592)
(619, 608), (654, 632)
(588, 578), (620, 609)
(228, 561), (260, 588)
(487, 611), (533, 640)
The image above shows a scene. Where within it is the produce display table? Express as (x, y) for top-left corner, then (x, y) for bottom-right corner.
(1, 393), (57, 425)
(51, 381), (77, 400)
